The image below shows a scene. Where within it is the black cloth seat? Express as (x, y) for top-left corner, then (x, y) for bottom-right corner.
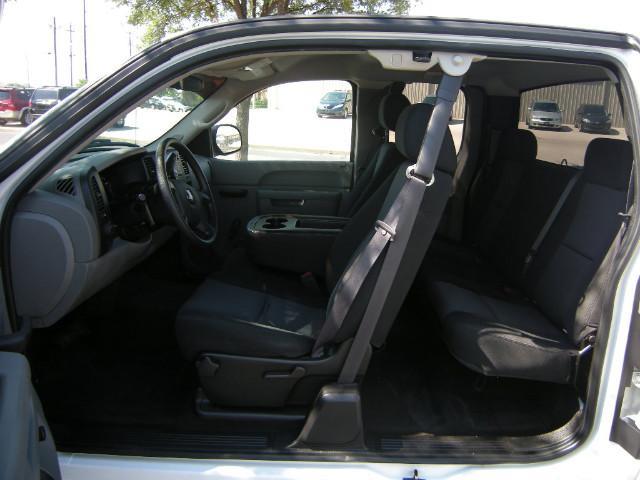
(429, 280), (576, 383)
(338, 91), (409, 217)
(176, 103), (458, 362)
(427, 138), (633, 384)
(419, 129), (538, 289)
(176, 278), (325, 360)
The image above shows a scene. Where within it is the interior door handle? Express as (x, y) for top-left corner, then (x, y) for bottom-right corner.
(219, 189), (248, 198)
(263, 366), (306, 380)
(271, 198), (305, 207)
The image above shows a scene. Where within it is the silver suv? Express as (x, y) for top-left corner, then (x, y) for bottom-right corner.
(526, 100), (563, 129)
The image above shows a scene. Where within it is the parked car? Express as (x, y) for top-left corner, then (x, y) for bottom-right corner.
(159, 97), (189, 112)
(316, 90), (352, 118)
(143, 97), (165, 109)
(526, 100), (563, 129)
(574, 103), (612, 132)
(26, 86), (78, 124)
(0, 87), (32, 125)
(0, 16), (639, 480)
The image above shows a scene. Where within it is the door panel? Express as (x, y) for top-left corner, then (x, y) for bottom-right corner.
(0, 351), (61, 480)
(611, 283), (640, 458)
(210, 159), (352, 246)
(257, 189), (342, 215)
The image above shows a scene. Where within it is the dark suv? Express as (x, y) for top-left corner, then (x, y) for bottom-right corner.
(0, 87), (32, 125)
(574, 103), (611, 133)
(316, 90), (352, 118)
(27, 86), (78, 124)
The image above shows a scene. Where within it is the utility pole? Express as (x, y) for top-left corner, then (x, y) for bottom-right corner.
(128, 31), (132, 57)
(82, 0), (88, 81)
(51, 17), (59, 86)
(67, 24), (74, 86)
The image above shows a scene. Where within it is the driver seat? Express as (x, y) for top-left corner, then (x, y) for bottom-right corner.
(175, 103), (458, 408)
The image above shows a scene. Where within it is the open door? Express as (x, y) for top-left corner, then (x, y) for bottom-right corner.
(610, 284), (640, 458)
(0, 351), (61, 480)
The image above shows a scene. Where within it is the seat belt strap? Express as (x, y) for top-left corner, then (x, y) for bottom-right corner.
(312, 221), (394, 353)
(312, 73), (463, 357)
(335, 74), (463, 383)
(523, 171), (581, 274)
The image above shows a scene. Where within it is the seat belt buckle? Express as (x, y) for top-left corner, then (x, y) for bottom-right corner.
(375, 220), (396, 241)
(301, 271), (322, 293)
(406, 164), (435, 186)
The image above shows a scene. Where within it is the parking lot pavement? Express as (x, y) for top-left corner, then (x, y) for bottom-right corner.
(518, 122), (627, 166)
(0, 124), (24, 148)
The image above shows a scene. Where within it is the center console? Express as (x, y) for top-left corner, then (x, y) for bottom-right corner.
(247, 214), (350, 275)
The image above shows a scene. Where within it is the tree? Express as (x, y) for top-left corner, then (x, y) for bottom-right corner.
(115, 0), (410, 159)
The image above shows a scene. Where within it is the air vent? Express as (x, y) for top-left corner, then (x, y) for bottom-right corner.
(55, 177), (76, 196)
(142, 156), (156, 178)
(90, 176), (108, 221)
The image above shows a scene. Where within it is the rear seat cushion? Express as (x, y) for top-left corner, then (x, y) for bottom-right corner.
(429, 281), (576, 384)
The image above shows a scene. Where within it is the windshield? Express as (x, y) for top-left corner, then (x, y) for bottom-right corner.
(533, 102), (559, 112)
(94, 86), (204, 147)
(33, 89), (58, 101)
(321, 92), (346, 103)
(584, 104), (605, 114)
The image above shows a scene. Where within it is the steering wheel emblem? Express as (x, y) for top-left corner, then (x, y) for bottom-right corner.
(185, 188), (195, 204)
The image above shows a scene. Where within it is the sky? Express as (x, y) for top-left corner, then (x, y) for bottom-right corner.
(0, 0), (143, 87)
(0, 0), (637, 87)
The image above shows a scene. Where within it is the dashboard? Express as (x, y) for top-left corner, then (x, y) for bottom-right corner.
(10, 146), (213, 328)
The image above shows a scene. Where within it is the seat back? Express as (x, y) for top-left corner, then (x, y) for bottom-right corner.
(324, 103), (458, 345)
(523, 138), (633, 344)
(468, 128), (537, 252)
(338, 92), (409, 217)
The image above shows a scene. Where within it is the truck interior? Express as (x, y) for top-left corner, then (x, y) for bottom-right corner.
(11, 45), (635, 461)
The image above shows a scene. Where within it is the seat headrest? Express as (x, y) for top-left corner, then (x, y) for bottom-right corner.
(584, 138), (633, 191)
(395, 103), (458, 175)
(496, 128), (537, 163)
(378, 92), (410, 131)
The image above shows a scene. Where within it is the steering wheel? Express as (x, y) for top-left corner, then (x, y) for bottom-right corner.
(155, 138), (218, 246)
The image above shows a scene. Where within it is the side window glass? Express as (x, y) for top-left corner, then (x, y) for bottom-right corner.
(402, 83), (466, 153)
(217, 80), (353, 161)
(519, 81), (625, 166)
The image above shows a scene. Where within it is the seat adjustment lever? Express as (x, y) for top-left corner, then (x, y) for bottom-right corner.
(264, 366), (305, 380)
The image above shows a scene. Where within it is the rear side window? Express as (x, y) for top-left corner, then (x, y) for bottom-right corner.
(0, 91), (10, 101)
(33, 89), (58, 101)
(519, 81), (625, 166)
(403, 82), (466, 153)
(59, 88), (76, 100)
(16, 90), (31, 101)
(218, 80), (353, 161)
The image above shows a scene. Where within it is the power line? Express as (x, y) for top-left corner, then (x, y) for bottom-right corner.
(66, 23), (75, 86)
(82, 0), (88, 81)
(50, 17), (58, 86)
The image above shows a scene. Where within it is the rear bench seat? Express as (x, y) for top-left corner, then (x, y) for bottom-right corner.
(423, 128), (576, 292)
(425, 137), (633, 384)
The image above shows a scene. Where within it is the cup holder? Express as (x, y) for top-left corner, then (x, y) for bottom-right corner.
(263, 217), (287, 230)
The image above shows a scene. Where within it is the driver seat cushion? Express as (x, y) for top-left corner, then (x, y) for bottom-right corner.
(176, 278), (325, 361)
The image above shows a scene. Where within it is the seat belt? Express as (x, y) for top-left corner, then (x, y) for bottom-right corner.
(312, 75), (463, 384)
(522, 171), (581, 274)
